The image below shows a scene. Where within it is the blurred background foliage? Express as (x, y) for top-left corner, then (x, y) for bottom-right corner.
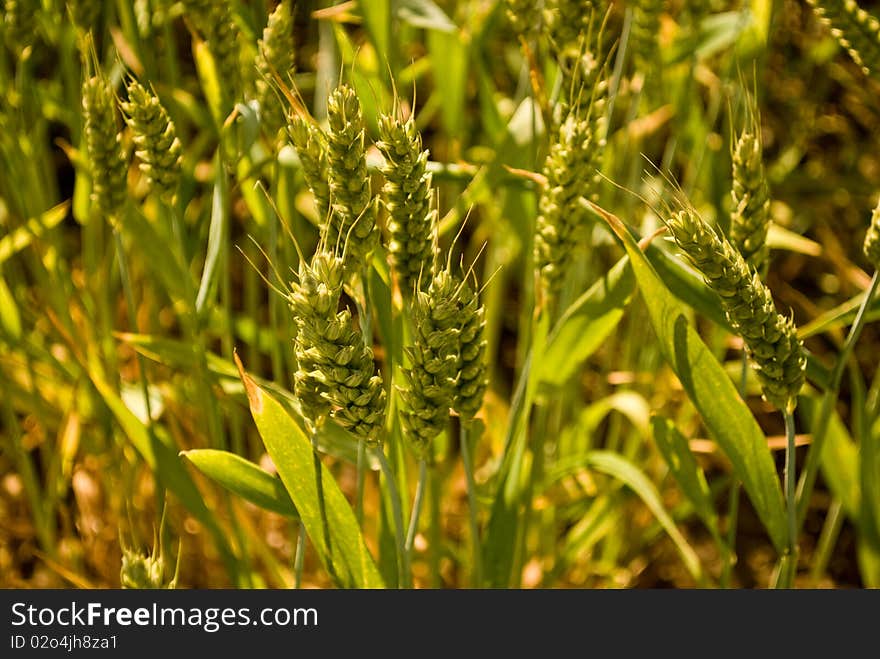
(2, 0), (880, 588)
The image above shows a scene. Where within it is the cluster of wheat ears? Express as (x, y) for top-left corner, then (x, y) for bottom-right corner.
(3, 0), (880, 589)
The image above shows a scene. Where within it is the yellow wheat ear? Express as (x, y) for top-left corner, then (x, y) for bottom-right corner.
(81, 72), (129, 221)
(119, 80), (182, 203)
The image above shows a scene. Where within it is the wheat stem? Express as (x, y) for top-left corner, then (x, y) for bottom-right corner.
(460, 421), (483, 587)
(293, 521), (306, 589)
(405, 459), (428, 570)
(782, 409), (798, 588)
(376, 447), (409, 587)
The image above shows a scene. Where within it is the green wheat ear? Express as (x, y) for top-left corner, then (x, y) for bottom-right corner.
(667, 208), (806, 413)
(399, 265), (489, 457)
(288, 115), (331, 221)
(631, 0), (663, 78)
(120, 80), (182, 203)
(543, 0), (596, 58)
(289, 250), (386, 443)
(82, 74), (129, 220)
(325, 84), (378, 272)
(450, 273), (488, 421)
(120, 549), (167, 589)
(182, 0), (241, 98)
(255, 0), (295, 141)
(289, 251), (346, 427)
(863, 194), (880, 268)
(375, 110), (435, 299)
(398, 270), (462, 457)
(808, 0), (880, 79)
(729, 96), (771, 276)
(534, 74), (606, 304)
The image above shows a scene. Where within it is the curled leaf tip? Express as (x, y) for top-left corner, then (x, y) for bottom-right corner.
(234, 350), (263, 414)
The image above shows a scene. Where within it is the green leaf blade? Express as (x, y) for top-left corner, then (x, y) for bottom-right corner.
(183, 449), (299, 518)
(235, 354), (384, 589)
(599, 211), (788, 553)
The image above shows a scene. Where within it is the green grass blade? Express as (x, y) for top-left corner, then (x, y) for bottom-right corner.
(0, 202), (69, 265)
(651, 415), (720, 536)
(538, 256), (635, 387)
(234, 353), (385, 588)
(195, 156), (229, 317)
(427, 29), (467, 139)
(483, 313), (549, 587)
(397, 0), (456, 32)
(584, 451), (704, 583)
(86, 369), (240, 582)
(0, 274), (22, 341)
(597, 209), (789, 553)
(183, 449), (299, 518)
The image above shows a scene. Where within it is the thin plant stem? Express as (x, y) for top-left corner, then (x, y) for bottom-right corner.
(796, 271), (880, 526)
(376, 447), (409, 587)
(356, 440), (366, 527)
(113, 228), (154, 425)
(460, 421), (483, 586)
(721, 350), (750, 588)
(293, 521), (306, 589)
(428, 464), (442, 587)
(355, 267), (373, 531)
(782, 409), (798, 588)
(405, 459), (428, 567)
(310, 429), (332, 565)
(809, 498), (844, 586)
(721, 480), (740, 589)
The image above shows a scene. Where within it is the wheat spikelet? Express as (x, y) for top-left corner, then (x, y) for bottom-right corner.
(82, 75), (129, 219)
(375, 111), (435, 298)
(668, 208), (806, 413)
(120, 80), (182, 203)
(808, 0), (880, 78)
(325, 84), (378, 271)
(255, 0), (295, 140)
